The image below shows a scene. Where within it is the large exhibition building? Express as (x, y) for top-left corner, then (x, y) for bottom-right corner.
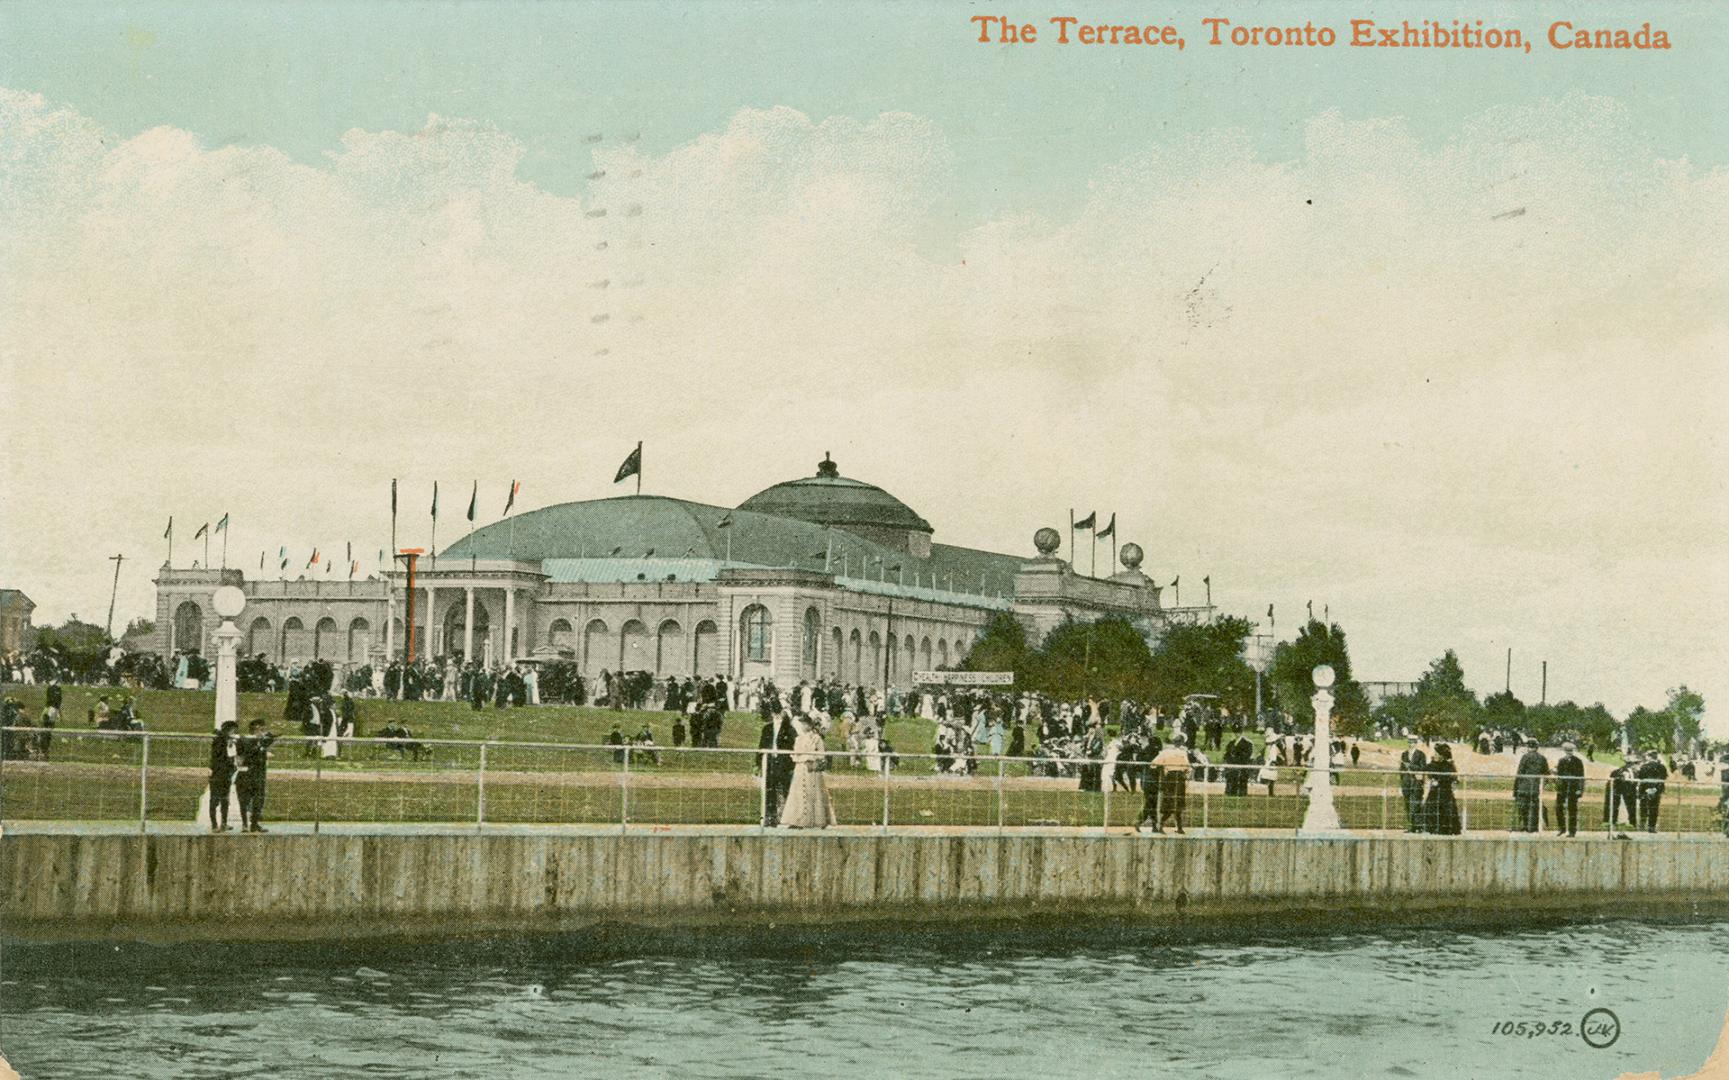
(151, 455), (1202, 689)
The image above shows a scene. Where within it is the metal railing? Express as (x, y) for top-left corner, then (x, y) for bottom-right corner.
(2, 727), (1726, 838)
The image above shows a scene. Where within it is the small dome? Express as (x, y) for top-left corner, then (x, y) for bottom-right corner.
(738, 454), (932, 535)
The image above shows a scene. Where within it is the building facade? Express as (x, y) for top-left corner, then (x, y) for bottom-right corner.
(152, 456), (1207, 688)
(0, 589), (35, 655)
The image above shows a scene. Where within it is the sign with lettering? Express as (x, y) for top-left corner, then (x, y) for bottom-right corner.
(912, 671), (1014, 686)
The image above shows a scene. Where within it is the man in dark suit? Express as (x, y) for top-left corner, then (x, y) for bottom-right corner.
(236, 719), (278, 832)
(1606, 756), (1639, 832)
(1513, 738), (1549, 832)
(759, 712), (798, 825)
(1635, 753), (1669, 833)
(1222, 733), (1255, 796)
(1398, 735), (1428, 832)
(1553, 740), (1585, 837)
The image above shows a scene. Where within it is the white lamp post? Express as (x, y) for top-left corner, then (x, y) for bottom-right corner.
(210, 585), (246, 732)
(1299, 663), (1346, 835)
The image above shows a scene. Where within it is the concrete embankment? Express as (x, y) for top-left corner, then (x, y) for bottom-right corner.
(3, 831), (1726, 941)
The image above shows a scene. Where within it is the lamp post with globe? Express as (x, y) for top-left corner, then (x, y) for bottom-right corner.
(210, 585), (246, 733)
(1299, 663), (1347, 835)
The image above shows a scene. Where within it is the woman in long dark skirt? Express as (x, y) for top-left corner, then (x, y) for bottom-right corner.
(1422, 742), (1463, 835)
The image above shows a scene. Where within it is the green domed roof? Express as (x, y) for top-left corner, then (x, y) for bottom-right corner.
(737, 454), (933, 535)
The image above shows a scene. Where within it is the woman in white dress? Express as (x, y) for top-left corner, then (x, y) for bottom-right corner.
(778, 718), (835, 829)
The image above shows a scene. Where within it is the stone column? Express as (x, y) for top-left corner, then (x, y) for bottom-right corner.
(464, 587), (475, 660)
(426, 584), (438, 658)
(503, 588), (516, 662)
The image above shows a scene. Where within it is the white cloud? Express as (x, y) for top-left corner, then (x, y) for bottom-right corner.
(1, 87), (1724, 730)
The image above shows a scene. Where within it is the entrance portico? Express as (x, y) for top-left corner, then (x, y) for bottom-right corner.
(388, 561), (547, 665)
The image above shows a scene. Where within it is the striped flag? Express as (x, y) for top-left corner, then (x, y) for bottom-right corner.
(307, 548), (320, 569)
(504, 480), (520, 515)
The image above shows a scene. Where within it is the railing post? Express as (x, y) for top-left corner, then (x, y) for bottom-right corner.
(995, 757), (1005, 835)
(620, 745), (630, 834)
(313, 751), (323, 834)
(1381, 772), (1389, 834)
(880, 754), (890, 834)
(477, 743), (487, 829)
(138, 732), (150, 834)
(1101, 769), (1112, 836)
(1458, 773), (1469, 833)
(759, 747), (769, 835)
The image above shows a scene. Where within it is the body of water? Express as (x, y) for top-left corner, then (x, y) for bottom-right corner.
(2, 917), (1724, 1078)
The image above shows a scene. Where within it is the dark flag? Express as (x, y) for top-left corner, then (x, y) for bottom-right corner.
(466, 481), (477, 523)
(504, 480), (520, 515)
(1170, 575), (1180, 589)
(1307, 600), (1314, 620)
(1097, 513), (1115, 539)
(1074, 511), (1097, 531)
(391, 478), (397, 514)
(431, 481), (439, 519)
(259, 551), (265, 569)
(163, 517), (173, 539)
(194, 522), (209, 539)
(614, 442), (643, 485)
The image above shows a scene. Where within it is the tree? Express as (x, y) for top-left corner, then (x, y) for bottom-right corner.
(1267, 619), (1369, 734)
(1664, 686), (1705, 753)
(1481, 689), (1526, 730)
(1029, 617), (1153, 702)
(960, 613), (1035, 685)
(1405, 650), (1481, 740)
(1144, 615), (1257, 718)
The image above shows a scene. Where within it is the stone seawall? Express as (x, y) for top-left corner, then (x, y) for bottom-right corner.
(4, 832), (1726, 941)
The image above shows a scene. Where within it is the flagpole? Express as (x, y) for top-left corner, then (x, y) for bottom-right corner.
(221, 528), (228, 572)
(1069, 508), (1074, 568)
(166, 520), (173, 569)
(636, 441), (643, 495)
(1090, 532), (1096, 578)
(203, 531), (209, 570)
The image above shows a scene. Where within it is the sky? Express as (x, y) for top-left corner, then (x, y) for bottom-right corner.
(1, 2), (1725, 731)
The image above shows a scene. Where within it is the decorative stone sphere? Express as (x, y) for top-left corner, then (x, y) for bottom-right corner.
(1119, 542), (1144, 570)
(212, 585), (246, 619)
(1312, 664), (1336, 689)
(1033, 527), (1061, 556)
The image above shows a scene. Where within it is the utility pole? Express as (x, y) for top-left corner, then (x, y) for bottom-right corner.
(105, 553), (125, 639)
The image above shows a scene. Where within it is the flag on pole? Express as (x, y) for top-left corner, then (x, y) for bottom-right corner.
(716, 513), (732, 528)
(326, 559), (333, 575)
(163, 517), (173, 539)
(466, 481), (477, 523)
(350, 560), (359, 578)
(1073, 511), (1097, 531)
(1267, 604), (1274, 619)
(346, 541), (352, 563)
(391, 478), (398, 514)
(504, 480), (520, 515)
(259, 551), (265, 569)
(308, 548), (320, 569)
(1170, 575), (1180, 589)
(1203, 574), (1210, 587)
(431, 481), (439, 519)
(614, 442), (642, 484)
(215, 514), (229, 534)
(1097, 513), (1115, 539)
(194, 522), (209, 539)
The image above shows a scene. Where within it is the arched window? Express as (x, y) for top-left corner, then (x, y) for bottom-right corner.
(314, 617), (340, 660)
(620, 619), (649, 671)
(955, 638), (969, 664)
(693, 620), (719, 676)
(868, 630), (882, 682)
(348, 617), (371, 663)
(245, 616), (272, 657)
(548, 618), (574, 651)
(937, 639), (949, 669)
(802, 608), (821, 667)
(583, 619), (609, 673)
(903, 635), (915, 677)
(830, 626), (843, 680)
(656, 619), (686, 676)
(920, 636), (933, 671)
(280, 617), (308, 664)
(849, 629), (863, 684)
(741, 605), (771, 662)
(172, 600), (203, 654)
